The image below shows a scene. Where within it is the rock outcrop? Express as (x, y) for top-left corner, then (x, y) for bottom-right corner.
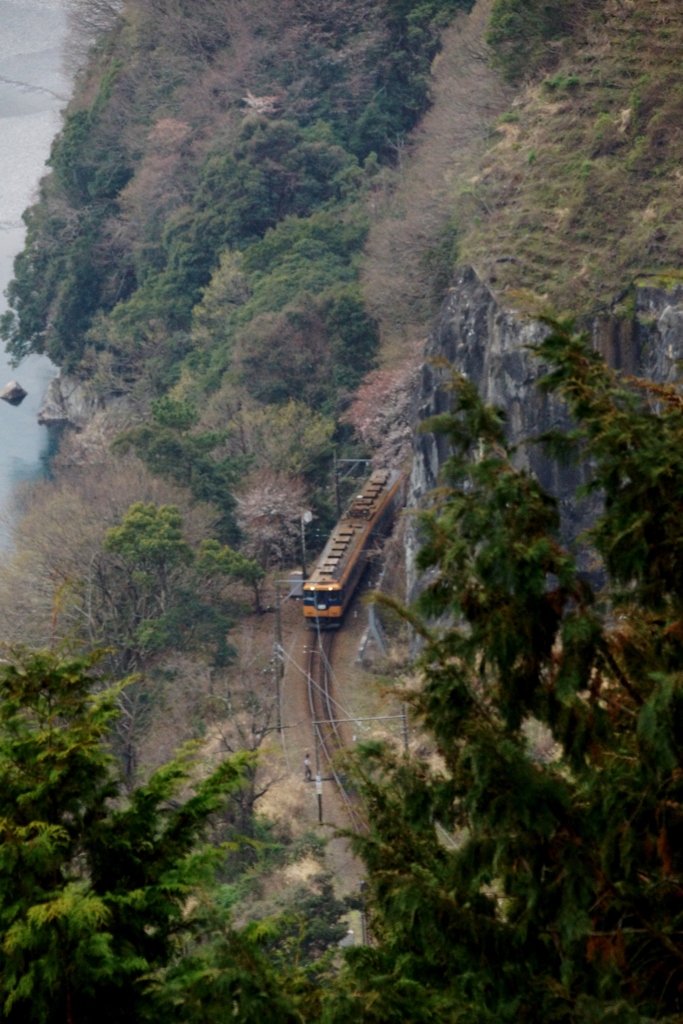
(0, 381), (27, 404)
(407, 268), (683, 598)
(635, 282), (683, 383)
(38, 375), (103, 428)
(36, 376), (140, 467)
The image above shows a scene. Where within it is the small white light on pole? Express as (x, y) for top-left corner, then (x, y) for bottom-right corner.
(301, 510), (312, 579)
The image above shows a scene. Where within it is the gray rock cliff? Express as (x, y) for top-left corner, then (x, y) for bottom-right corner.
(37, 375), (131, 429)
(38, 375), (101, 428)
(407, 267), (683, 598)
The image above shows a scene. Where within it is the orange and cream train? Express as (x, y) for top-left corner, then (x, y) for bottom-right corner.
(303, 468), (406, 627)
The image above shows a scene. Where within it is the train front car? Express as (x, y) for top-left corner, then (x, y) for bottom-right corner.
(303, 468), (406, 628)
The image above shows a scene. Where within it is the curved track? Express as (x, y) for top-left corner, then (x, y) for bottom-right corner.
(306, 629), (366, 833)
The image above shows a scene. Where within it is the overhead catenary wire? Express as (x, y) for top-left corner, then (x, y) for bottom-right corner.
(314, 611), (373, 738)
(306, 629), (367, 832)
(277, 643), (369, 733)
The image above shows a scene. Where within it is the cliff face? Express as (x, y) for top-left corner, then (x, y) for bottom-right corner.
(38, 375), (103, 428)
(407, 269), (683, 597)
(636, 283), (683, 385)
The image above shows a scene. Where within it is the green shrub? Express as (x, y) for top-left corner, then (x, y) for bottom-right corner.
(233, 285), (378, 412)
(543, 72), (580, 91)
(487, 0), (599, 81)
(116, 399), (248, 543)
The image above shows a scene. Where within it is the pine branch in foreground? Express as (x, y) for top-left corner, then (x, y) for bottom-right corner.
(333, 319), (683, 1024)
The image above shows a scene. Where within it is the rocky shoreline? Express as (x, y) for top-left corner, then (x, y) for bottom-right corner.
(37, 374), (135, 430)
(37, 374), (104, 429)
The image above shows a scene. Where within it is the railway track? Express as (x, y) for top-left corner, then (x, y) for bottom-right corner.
(306, 629), (366, 833)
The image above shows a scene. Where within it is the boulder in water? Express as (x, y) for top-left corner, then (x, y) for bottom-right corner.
(0, 381), (27, 405)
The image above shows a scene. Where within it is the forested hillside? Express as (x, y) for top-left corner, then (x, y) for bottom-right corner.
(2, 0), (469, 391)
(2, 0), (683, 1020)
(0, 0), (476, 789)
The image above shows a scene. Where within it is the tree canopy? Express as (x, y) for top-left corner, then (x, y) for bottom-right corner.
(335, 318), (683, 1023)
(0, 649), (250, 1024)
(4, 325), (683, 1024)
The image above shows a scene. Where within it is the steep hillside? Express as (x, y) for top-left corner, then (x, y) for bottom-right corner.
(359, 0), (683, 344)
(457, 0), (683, 315)
(1, 0), (472, 399)
(3, 2), (683, 1016)
(2, 0), (680, 739)
(360, 0), (511, 362)
(0, 0), (481, 948)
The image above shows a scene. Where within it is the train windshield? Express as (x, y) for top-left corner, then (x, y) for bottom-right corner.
(304, 589), (342, 609)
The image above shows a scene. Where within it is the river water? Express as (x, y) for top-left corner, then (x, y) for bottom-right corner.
(0, 0), (68, 539)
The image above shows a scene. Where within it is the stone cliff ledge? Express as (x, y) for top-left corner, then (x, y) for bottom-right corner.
(407, 266), (683, 599)
(38, 376), (110, 429)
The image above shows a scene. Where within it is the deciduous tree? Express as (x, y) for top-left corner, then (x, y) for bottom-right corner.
(236, 472), (308, 571)
(342, 362), (419, 468)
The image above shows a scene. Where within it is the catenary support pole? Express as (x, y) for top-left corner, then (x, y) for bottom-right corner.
(274, 579), (283, 732)
(333, 453), (341, 519)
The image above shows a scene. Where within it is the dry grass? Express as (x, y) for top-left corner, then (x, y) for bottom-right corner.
(454, 0), (683, 315)
(361, 0), (512, 367)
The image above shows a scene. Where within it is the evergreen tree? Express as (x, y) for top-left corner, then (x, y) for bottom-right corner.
(116, 398), (247, 545)
(10, 320), (683, 1024)
(0, 649), (251, 1024)
(329, 319), (683, 1023)
(101, 500), (263, 669)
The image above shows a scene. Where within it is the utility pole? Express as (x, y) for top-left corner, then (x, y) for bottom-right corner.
(310, 711), (408, 827)
(401, 702), (409, 753)
(359, 880), (369, 945)
(313, 730), (323, 823)
(316, 771), (323, 824)
(274, 579), (283, 733)
(301, 510), (312, 579)
(333, 453), (341, 519)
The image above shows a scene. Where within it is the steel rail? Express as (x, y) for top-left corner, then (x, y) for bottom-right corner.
(306, 629), (366, 833)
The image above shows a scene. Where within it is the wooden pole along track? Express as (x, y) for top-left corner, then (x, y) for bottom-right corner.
(306, 629), (366, 833)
